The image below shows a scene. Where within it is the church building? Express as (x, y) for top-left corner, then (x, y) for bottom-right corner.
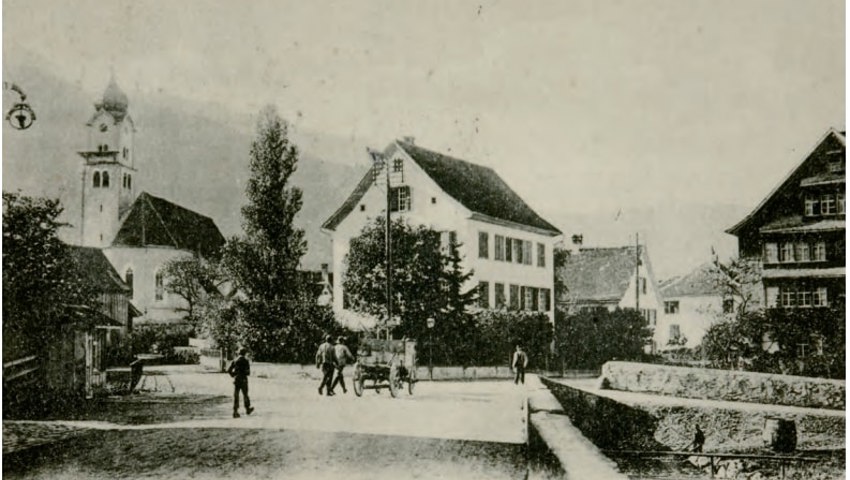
(77, 77), (226, 326)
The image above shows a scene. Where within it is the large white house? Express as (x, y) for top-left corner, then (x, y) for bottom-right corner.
(77, 77), (225, 326)
(321, 139), (562, 327)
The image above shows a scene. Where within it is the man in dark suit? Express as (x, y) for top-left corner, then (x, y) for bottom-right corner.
(228, 347), (254, 418)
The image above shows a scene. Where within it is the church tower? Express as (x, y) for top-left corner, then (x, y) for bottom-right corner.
(79, 76), (137, 247)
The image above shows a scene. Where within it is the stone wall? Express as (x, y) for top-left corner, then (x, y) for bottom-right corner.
(600, 362), (845, 410)
(542, 378), (845, 452)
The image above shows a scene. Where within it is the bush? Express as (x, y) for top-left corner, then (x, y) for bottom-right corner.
(472, 310), (553, 368)
(104, 324), (192, 367)
(554, 308), (653, 370)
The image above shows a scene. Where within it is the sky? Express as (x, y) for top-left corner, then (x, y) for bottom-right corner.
(2, 0), (846, 276)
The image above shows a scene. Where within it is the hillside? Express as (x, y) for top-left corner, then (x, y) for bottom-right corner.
(2, 57), (367, 270)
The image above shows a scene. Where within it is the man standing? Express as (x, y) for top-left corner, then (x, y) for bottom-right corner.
(228, 347), (254, 418)
(316, 335), (336, 396)
(331, 336), (355, 394)
(128, 355), (144, 394)
(512, 345), (528, 385)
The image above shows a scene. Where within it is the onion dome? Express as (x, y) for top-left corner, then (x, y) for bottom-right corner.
(101, 76), (129, 119)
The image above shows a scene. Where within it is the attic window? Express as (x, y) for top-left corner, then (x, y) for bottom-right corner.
(431, 197), (436, 204)
(393, 159), (403, 173)
(390, 186), (411, 212)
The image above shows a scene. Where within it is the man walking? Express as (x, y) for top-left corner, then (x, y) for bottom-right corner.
(228, 347), (254, 418)
(331, 336), (355, 394)
(512, 345), (528, 385)
(316, 335), (336, 396)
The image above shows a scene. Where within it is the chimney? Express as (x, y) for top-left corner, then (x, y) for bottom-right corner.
(402, 136), (415, 145)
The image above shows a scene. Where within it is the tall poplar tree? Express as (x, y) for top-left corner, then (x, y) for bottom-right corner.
(221, 106), (308, 360)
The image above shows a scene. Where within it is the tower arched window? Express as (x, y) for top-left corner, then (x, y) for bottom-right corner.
(155, 271), (164, 301)
(102, 171), (110, 188)
(93, 171), (101, 188)
(125, 267), (134, 298)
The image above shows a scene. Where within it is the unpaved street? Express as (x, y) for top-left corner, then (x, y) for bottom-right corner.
(4, 365), (539, 479)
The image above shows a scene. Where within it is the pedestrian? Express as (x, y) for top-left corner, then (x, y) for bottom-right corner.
(688, 424), (705, 452)
(128, 354), (144, 394)
(512, 345), (528, 385)
(316, 335), (337, 396)
(331, 336), (355, 394)
(228, 347), (254, 418)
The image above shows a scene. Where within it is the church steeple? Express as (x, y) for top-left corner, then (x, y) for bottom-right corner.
(79, 76), (137, 247)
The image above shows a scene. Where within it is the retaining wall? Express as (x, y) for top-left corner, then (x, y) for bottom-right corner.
(542, 378), (845, 452)
(526, 378), (629, 479)
(600, 362), (845, 410)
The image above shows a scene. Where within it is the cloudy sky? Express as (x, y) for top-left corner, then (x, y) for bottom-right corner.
(3, 0), (845, 274)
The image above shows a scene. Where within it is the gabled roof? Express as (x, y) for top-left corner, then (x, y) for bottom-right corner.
(556, 246), (642, 303)
(67, 245), (130, 294)
(397, 141), (561, 235)
(321, 140), (561, 235)
(660, 263), (723, 298)
(727, 128), (846, 236)
(112, 192), (226, 258)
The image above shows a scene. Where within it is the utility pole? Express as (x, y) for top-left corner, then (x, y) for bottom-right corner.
(385, 153), (393, 341)
(635, 233), (640, 311)
(369, 148), (393, 341)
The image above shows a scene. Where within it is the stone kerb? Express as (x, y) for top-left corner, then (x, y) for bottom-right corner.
(600, 361), (845, 410)
(527, 376), (629, 479)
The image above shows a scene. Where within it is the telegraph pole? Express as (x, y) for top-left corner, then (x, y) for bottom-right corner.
(385, 153), (393, 341)
(369, 148), (393, 341)
(635, 233), (640, 311)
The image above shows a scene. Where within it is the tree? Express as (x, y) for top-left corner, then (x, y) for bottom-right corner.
(2, 192), (98, 358)
(710, 256), (762, 314)
(218, 106), (309, 361)
(161, 255), (226, 328)
(342, 216), (478, 361)
(554, 308), (652, 370)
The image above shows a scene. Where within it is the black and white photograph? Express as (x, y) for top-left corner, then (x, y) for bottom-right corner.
(2, 1), (845, 478)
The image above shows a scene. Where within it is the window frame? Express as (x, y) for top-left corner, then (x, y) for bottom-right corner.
(804, 195), (818, 216)
(155, 271), (164, 301)
(494, 283), (506, 308)
(537, 243), (545, 267)
(478, 281), (490, 309)
(664, 300), (680, 314)
(764, 243), (778, 264)
(478, 232), (489, 259)
(821, 194), (836, 215)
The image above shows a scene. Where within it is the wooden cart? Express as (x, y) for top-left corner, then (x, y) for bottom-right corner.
(352, 338), (417, 398)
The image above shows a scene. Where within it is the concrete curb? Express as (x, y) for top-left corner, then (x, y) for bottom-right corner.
(526, 378), (628, 479)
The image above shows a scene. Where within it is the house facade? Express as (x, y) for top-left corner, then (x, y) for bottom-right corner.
(726, 128), (845, 310)
(77, 78), (226, 325)
(657, 263), (733, 350)
(555, 245), (663, 350)
(321, 139), (562, 328)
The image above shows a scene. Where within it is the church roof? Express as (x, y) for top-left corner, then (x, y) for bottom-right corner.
(112, 192), (226, 258)
(67, 245), (130, 294)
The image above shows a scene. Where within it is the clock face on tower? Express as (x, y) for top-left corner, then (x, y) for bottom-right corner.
(99, 123), (108, 132)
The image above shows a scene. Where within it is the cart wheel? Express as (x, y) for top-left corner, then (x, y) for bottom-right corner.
(389, 364), (400, 398)
(353, 364), (364, 397)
